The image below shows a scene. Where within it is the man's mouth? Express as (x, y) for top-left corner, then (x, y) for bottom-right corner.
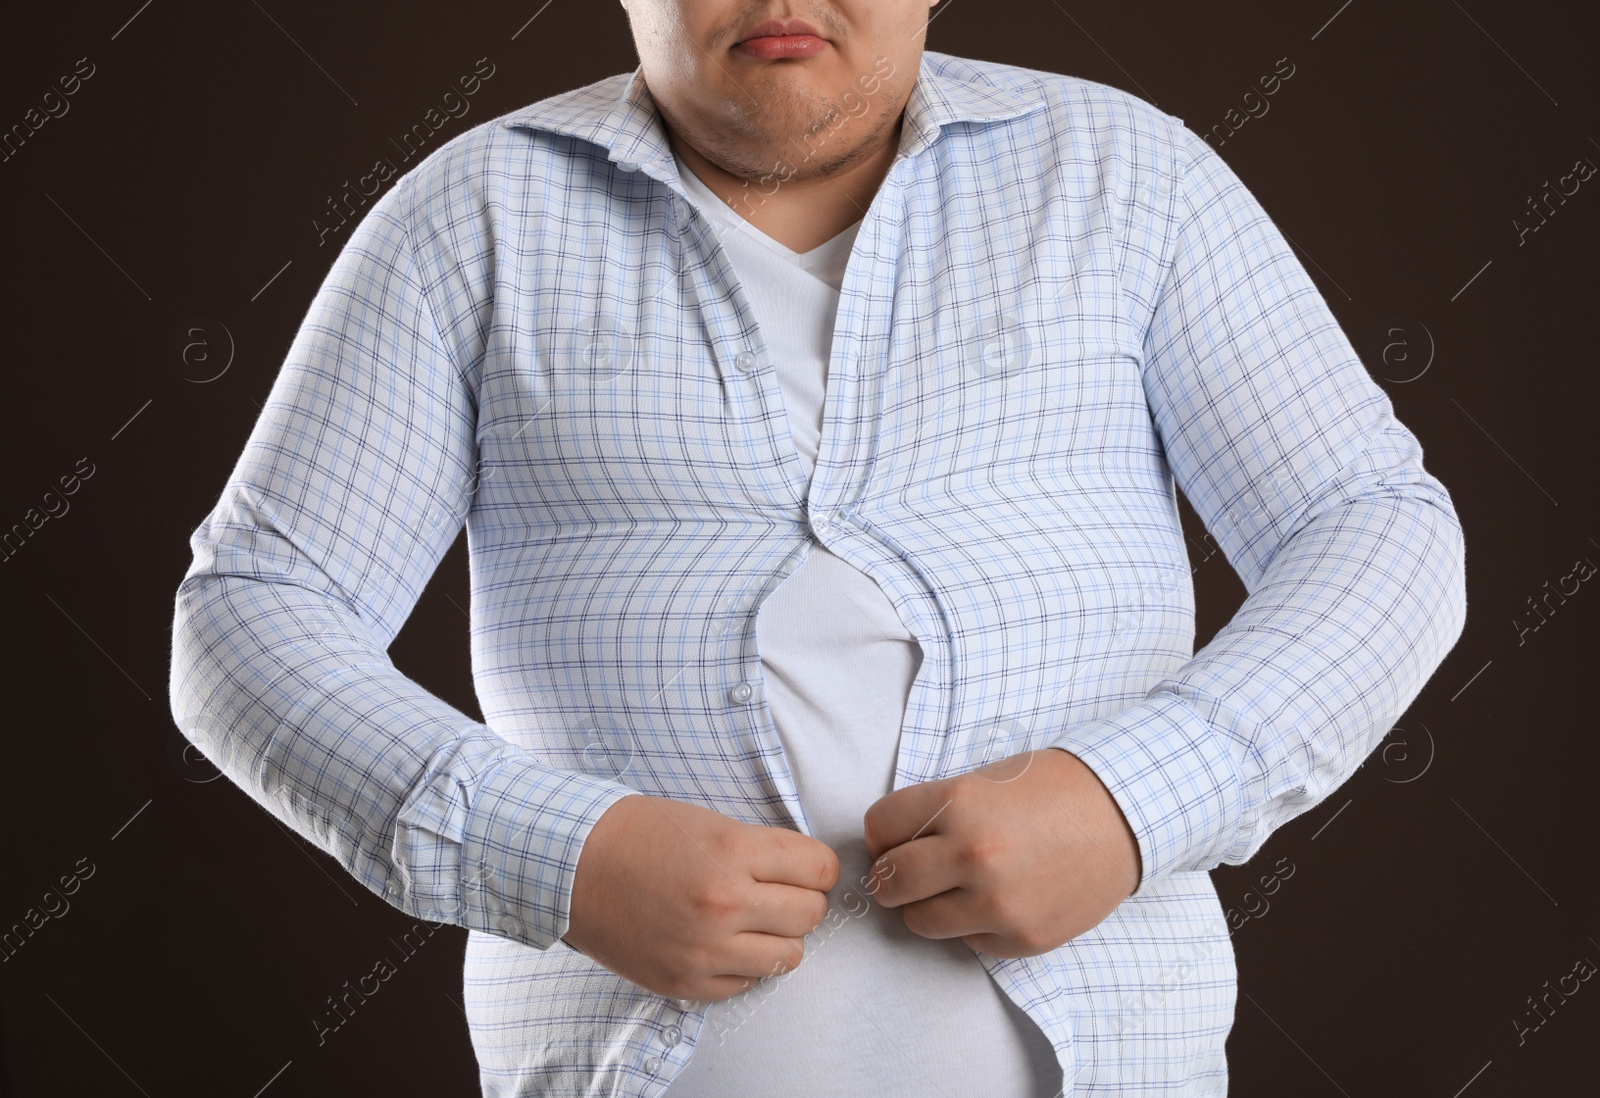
(737, 16), (825, 43)
(734, 18), (828, 60)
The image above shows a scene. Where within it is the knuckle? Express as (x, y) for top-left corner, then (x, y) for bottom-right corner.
(948, 772), (983, 806)
(705, 826), (745, 864)
(957, 835), (1001, 872)
(688, 883), (740, 922)
(953, 838), (992, 870)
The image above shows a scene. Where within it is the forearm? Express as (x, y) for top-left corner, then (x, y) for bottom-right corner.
(170, 567), (637, 948)
(1052, 464), (1466, 892)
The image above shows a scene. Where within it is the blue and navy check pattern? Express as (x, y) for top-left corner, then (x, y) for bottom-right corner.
(169, 51), (1466, 1096)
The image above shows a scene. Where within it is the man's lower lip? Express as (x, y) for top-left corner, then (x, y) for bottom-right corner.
(734, 34), (827, 60)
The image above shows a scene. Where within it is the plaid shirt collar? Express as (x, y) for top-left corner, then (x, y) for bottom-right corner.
(498, 49), (1047, 181)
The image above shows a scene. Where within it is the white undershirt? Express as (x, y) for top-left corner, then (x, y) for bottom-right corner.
(663, 155), (1062, 1098)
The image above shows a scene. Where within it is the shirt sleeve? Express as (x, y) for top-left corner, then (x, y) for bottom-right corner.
(168, 176), (638, 949)
(1047, 122), (1467, 895)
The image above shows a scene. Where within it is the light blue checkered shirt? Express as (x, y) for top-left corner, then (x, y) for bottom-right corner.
(170, 51), (1466, 1097)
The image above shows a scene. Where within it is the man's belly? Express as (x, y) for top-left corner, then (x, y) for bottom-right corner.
(664, 544), (1062, 1096)
(665, 838), (1064, 1097)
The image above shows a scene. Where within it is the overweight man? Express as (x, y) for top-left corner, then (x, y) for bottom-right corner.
(169, 1), (1467, 1095)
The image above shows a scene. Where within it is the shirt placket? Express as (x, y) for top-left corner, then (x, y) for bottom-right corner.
(816, 153), (959, 796)
(662, 183), (822, 838)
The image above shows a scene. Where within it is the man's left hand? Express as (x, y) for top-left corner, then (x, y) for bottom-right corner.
(861, 747), (1142, 958)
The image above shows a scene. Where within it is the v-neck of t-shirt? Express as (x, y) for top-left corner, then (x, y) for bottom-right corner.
(673, 152), (862, 289)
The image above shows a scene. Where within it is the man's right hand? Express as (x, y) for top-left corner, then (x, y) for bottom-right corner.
(560, 794), (840, 1003)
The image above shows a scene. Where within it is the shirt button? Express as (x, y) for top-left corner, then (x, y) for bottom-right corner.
(734, 350), (757, 373)
(662, 1024), (683, 1046)
(728, 681), (754, 704)
(497, 915), (520, 935)
(674, 198), (691, 221)
(645, 1057), (663, 1073)
(616, 160), (639, 173)
(811, 511), (834, 535)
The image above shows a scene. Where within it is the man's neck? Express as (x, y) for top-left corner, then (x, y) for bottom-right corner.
(667, 120), (903, 253)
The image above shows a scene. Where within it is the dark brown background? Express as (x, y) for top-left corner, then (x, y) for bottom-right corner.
(2, 2), (1596, 1094)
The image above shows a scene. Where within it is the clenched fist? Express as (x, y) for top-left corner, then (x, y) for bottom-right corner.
(862, 747), (1142, 958)
(561, 795), (841, 1002)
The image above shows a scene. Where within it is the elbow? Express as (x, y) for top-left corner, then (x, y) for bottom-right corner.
(1420, 484), (1468, 647)
(168, 571), (230, 751)
(1395, 485), (1469, 676)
